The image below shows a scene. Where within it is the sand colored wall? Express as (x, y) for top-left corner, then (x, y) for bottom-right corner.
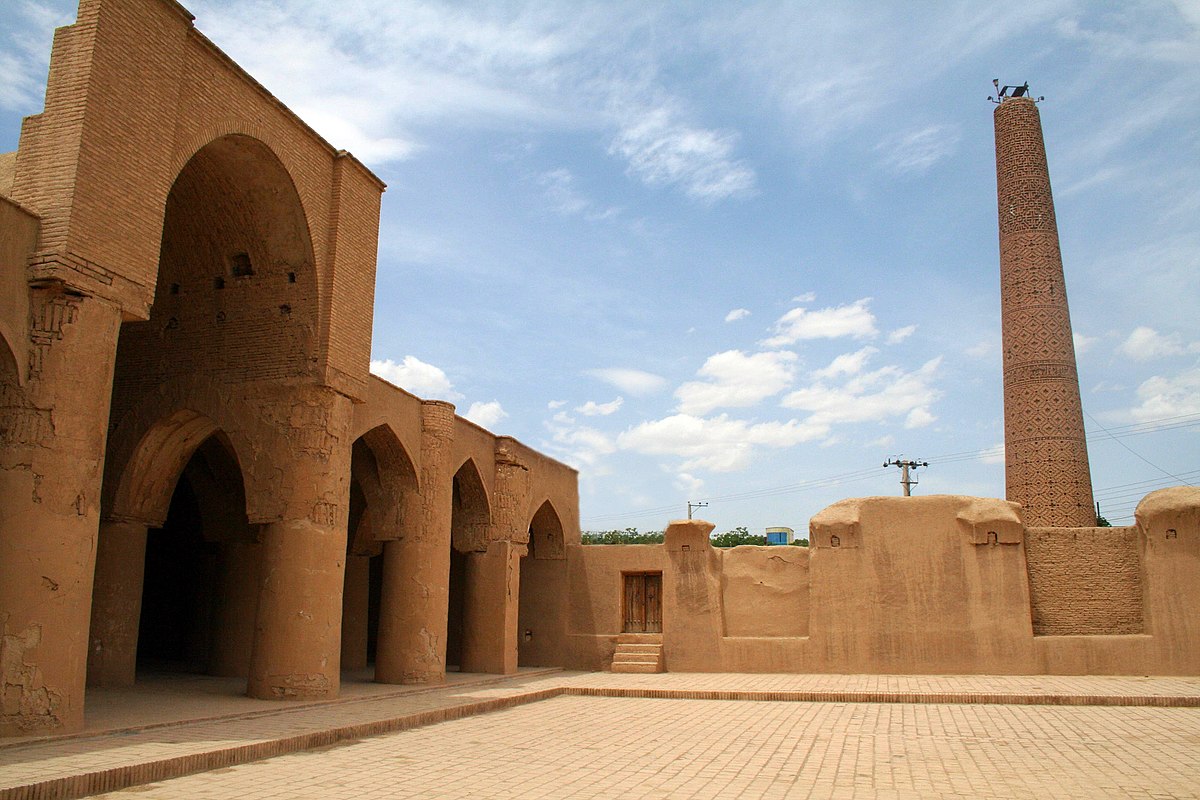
(565, 491), (1200, 676)
(721, 545), (809, 638)
(1026, 526), (1142, 635)
(564, 544), (665, 670)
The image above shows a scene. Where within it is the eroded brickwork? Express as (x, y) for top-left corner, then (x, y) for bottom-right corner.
(994, 96), (1095, 527)
(1025, 527), (1143, 636)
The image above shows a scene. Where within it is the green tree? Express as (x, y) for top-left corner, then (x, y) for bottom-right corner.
(710, 526), (767, 547)
(580, 528), (664, 545)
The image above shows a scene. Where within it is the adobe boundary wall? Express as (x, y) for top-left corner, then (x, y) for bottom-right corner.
(563, 488), (1200, 675)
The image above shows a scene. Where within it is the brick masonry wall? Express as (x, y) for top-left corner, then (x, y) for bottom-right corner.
(1025, 526), (1143, 636)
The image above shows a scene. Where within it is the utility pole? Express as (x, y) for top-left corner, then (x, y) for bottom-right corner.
(883, 458), (929, 497)
(687, 500), (708, 519)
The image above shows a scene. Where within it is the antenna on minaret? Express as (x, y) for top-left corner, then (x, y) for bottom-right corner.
(989, 79), (1044, 104)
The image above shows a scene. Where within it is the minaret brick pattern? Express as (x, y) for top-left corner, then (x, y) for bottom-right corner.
(994, 93), (1095, 527)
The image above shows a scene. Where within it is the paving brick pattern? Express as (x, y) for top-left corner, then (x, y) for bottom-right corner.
(3, 671), (1199, 799)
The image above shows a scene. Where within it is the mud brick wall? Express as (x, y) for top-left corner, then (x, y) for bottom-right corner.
(1025, 526), (1143, 635)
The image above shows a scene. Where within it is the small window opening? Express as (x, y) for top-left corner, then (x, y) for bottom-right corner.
(230, 252), (254, 277)
(987, 531), (998, 545)
(287, 272), (297, 283)
(213, 276), (225, 290)
(1166, 529), (1178, 540)
(169, 283), (180, 295)
(830, 534), (841, 548)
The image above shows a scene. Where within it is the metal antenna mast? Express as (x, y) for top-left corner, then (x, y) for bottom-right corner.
(687, 500), (709, 520)
(883, 458), (929, 497)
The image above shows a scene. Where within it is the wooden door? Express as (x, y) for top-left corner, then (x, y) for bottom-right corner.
(623, 572), (662, 633)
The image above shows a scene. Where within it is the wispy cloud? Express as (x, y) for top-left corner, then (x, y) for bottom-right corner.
(464, 400), (507, 428)
(586, 367), (668, 396)
(875, 125), (960, 175)
(724, 308), (751, 322)
(576, 397), (624, 416)
(608, 101), (755, 201)
(370, 356), (463, 401)
(783, 355), (942, 429)
(618, 413), (827, 472)
(1117, 326), (1200, 361)
(762, 298), (877, 347)
(1129, 367), (1200, 421)
(675, 350), (797, 415)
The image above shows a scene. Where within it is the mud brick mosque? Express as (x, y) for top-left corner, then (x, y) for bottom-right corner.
(1, 0), (1197, 738)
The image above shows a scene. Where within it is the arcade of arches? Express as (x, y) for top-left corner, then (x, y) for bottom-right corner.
(0, 0), (577, 738)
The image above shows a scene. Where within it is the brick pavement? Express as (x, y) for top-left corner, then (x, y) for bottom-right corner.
(3, 671), (1199, 799)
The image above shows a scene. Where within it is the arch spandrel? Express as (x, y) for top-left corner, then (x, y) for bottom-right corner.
(103, 376), (282, 525)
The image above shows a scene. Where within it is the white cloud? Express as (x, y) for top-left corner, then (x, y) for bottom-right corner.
(675, 350), (797, 415)
(761, 298), (877, 347)
(790, 292), (816, 304)
(904, 407), (936, 429)
(724, 308), (751, 322)
(812, 346), (877, 380)
(576, 397), (624, 416)
(544, 415), (616, 467)
(1130, 367), (1200, 421)
(618, 413), (828, 472)
(547, 399), (567, 409)
(586, 367), (668, 396)
(1073, 332), (1099, 354)
(608, 102), (756, 202)
(464, 400), (507, 428)
(538, 168), (589, 215)
(966, 339), (997, 358)
(887, 325), (917, 345)
(1117, 326), (1199, 361)
(370, 356), (463, 401)
(782, 356), (942, 429)
(674, 471), (705, 497)
(875, 124), (960, 175)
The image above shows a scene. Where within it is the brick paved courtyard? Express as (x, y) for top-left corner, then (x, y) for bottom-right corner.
(88, 694), (1200, 799)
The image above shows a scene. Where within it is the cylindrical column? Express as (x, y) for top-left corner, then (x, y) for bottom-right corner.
(339, 554), (370, 671)
(86, 520), (148, 688)
(208, 539), (261, 678)
(375, 400), (454, 684)
(994, 94), (1095, 527)
(246, 388), (352, 701)
(0, 290), (122, 736)
(247, 518), (345, 698)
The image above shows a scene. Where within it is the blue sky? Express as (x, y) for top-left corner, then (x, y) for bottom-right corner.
(3, 0), (1198, 532)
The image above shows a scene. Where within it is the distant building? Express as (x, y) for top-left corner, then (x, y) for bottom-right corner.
(765, 526), (794, 546)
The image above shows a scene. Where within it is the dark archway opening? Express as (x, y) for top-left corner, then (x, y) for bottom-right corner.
(136, 435), (256, 679)
(343, 428), (418, 679)
(518, 500), (567, 667)
(447, 460), (490, 671)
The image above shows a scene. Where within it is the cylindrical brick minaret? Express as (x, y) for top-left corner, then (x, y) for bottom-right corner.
(993, 91), (1095, 527)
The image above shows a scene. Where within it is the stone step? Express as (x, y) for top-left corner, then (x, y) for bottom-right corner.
(611, 653), (659, 664)
(610, 661), (662, 674)
(618, 644), (662, 654)
(616, 633), (663, 644)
